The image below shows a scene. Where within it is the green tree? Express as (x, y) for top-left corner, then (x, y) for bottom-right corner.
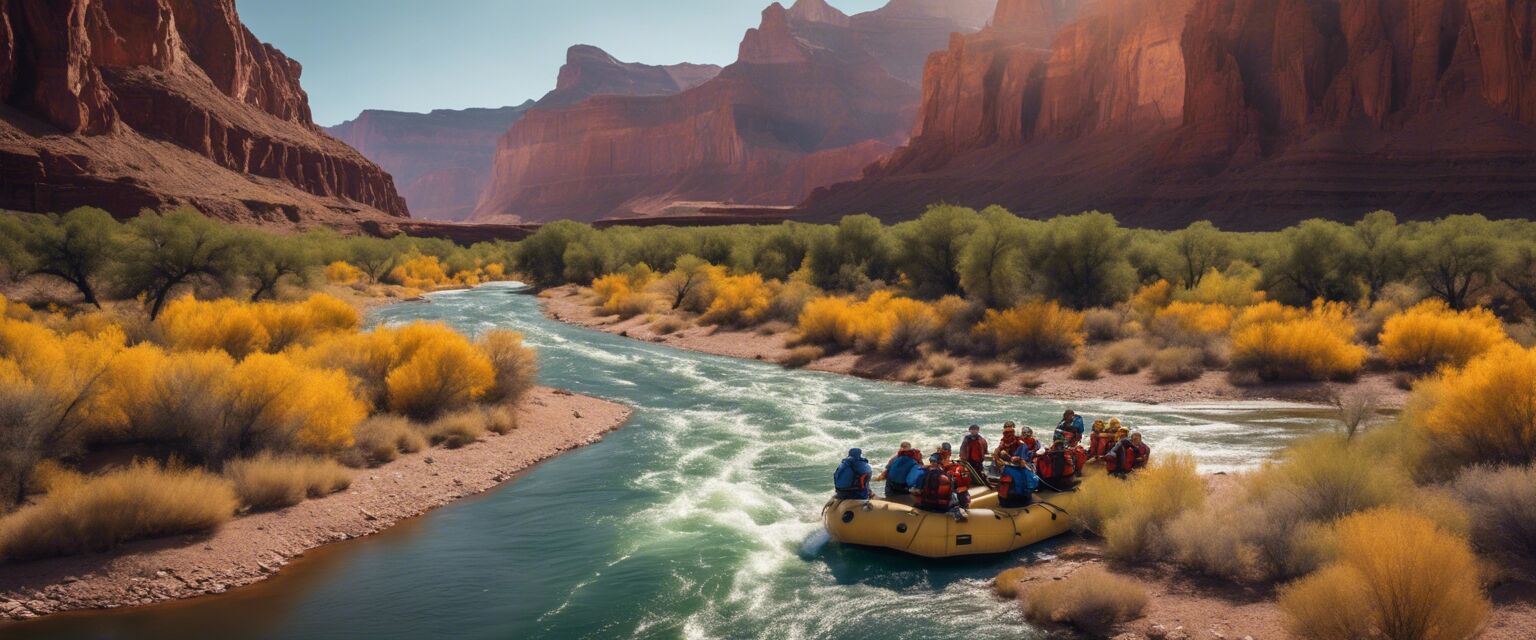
(345, 237), (399, 284)
(1260, 219), (1364, 305)
(1352, 210), (1409, 301)
(240, 232), (319, 301)
(808, 214), (896, 290)
(116, 209), (241, 319)
(1409, 215), (1506, 310)
(958, 206), (1032, 308)
(17, 207), (120, 307)
(1168, 221), (1233, 287)
(1029, 212), (1134, 309)
(895, 205), (982, 298)
(513, 220), (596, 287)
(0, 216), (33, 282)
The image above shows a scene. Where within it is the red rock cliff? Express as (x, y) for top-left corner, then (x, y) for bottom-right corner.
(0, 0), (407, 225)
(805, 0), (1536, 229)
(471, 0), (997, 223)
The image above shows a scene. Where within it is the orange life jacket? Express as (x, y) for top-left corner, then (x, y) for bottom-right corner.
(1035, 448), (1076, 479)
(1088, 432), (1112, 457)
(916, 468), (954, 509)
(1108, 439), (1142, 473)
(961, 434), (988, 465)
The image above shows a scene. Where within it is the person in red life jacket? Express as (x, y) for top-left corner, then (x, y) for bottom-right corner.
(992, 422), (1022, 475)
(833, 448), (873, 500)
(1013, 427), (1043, 459)
(960, 424), (988, 477)
(1055, 410), (1086, 446)
(914, 453), (956, 513)
(875, 442), (924, 497)
(1087, 419), (1113, 458)
(942, 453), (974, 509)
(996, 456), (1040, 508)
(1068, 438), (1089, 474)
(1034, 435), (1079, 490)
(1103, 428), (1151, 477)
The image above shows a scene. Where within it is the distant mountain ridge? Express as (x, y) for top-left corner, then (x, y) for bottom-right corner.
(328, 46), (722, 221)
(470, 0), (999, 223)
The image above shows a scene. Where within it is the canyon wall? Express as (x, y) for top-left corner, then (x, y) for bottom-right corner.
(328, 46), (720, 221)
(0, 0), (407, 225)
(804, 0), (1536, 229)
(471, 0), (999, 223)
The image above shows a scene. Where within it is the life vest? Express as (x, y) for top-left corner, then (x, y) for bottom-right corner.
(961, 434), (989, 464)
(1107, 439), (1139, 473)
(1035, 448), (1076, 479)
(834, 456), (871, 492)
(885, 454), (919, 487)
(998, 432), (1021, 455)
(1014, 437), (1041, 458)
(943, 462), (972, 493)
(897, 449), (923, 463)
(916, 468), (953, 509)
(1057, 416), (1085, 444)
(1069, 446), (1088, 471)
(1088, 432), (1112, 457)
(1131, 442), (1150, 469)
(999, 465), (1037, 497)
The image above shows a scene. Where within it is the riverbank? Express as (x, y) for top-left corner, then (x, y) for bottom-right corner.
(540, 286), (1409, 408)
(0, 387), (631, 622)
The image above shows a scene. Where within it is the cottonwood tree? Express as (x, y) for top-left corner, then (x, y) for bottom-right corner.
(1168, 221), (1234, 288)
(241, 232), (319, 301)
(807, 214), (897, 290)
(1260, 219), (1364, 305)
(1410, 215), (1506, 310)
(16, 207), (120, 307)
(958, 206), (1033, 309)
(513, 220), (597, 287)
(1351, 211), (1410, 301)
(895, 205), (982, 298)
(1029, 212), (1135, 309)
(115, 208), (242, 319)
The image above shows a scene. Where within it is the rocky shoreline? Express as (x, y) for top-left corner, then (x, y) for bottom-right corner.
(0, 387), (631, 623)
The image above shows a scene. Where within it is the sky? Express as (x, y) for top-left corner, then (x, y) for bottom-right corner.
(238, 0), (890, 126)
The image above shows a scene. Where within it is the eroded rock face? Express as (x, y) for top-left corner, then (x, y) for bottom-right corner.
(472, 0), (997, 223)
(805, 0), (1536, 229)
(0, 0), (406, 224)
(539, 44), (722, 108)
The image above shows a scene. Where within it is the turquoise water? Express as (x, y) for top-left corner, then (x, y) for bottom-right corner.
(5, 284), (1338, 639)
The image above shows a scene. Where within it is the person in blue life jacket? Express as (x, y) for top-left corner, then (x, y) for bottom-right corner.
(1056, 409), (1086, 446)
(833, 448), (872, 500)
(996, 456), (1039, 508)
(875, 442), (923, 497)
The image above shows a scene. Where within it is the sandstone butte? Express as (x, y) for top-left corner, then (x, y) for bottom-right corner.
(802, 0), (1536, 230)
(469, 0), (999, 224)
(327, 46), (722, 222)
(0, 0), (408, 228)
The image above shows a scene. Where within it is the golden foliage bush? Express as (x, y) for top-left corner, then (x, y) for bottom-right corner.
(1100, 454), (1206, 561)
(1128, 279), (1172, 318)
(156, 295), (360, 358)
(591, 272), (656, 318)
(1149, 346), (1205, 383)
(426, 410), (489, 449)
(1248, 436), (1409, 522)
(993, 566), (1029, 599)
(1230, 303), (1366, 381)
(1101, 338), (1155, 374)
(795, 292), (944, 356)
(220, 353), (366, 457)
(350, 415), (427, 466)
(1378, 301), (1510, 371)
(388, 254), (449, 289)
(779, 345), (824, 369)
(1411, 344), (1536, 467)
(385, 323), (496, 420)
(699, 273), (774, 326)
(478, 330), (538, 405)
(324, 261), (364, 285)
(0, 461), (236, 562)
(1174, 265), (1265, 307)
(1279, 508), (1488, 640)
(973, 301), (1084, 362)
(1070, 357), (1101, 380)
(967, 363), (1011, 388)
(1081, 307), (1129, 343)
(1021, 567), (1148, 636)
(225, 453), (352, 511)
(1151, 301), (1234, 344)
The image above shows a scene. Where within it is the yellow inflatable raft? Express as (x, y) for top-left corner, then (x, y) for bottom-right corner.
(821, 472), (1085, 558)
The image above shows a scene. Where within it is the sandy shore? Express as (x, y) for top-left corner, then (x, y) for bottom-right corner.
(0, 387), (631, 622)
(540, 285), (1409, 408)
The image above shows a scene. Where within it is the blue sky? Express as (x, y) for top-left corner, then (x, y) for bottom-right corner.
(238, 0), (889, 126)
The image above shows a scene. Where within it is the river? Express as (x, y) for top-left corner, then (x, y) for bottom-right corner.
(7, 284), (1339, 639)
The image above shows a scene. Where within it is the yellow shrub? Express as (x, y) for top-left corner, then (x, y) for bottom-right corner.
(1151, 301), (1235, 344)
(1230, 303), (1365, 381)
(796, 296), (857, 347)
(1128, 279), (1172, 318)
(993, 566), (1030, 599)
(222, 353), (365, 455)
(0, 461), (236, 562)
(973, 301), (1085, 362)
(1279, 508), (1487, 640)
(484, 263), (507, 281)
(1101, 453), (1207, 561)
(225, 453), (352, 511)
(1414, 344), (1536, 466)
(425, 410), (489, 448)
(298, 330), (399, 407)
(254, 294), (361, 352)
(878, 297), (942, 356)
(1231, 300), (1307, 332)
(700, 273), (774, 326)
(388, 254), (450, 290)
(1247, 436), (1409, 521)
(0, 317), (129, 438)
(156, 297), (270, 358)
(592, 271), (659, 318)
(795, 292), (943, 355)
(1379, 301), (1510, 370)
(385, 324), (496, 420)
(478, 329), (538, 405)
(324, 261), (364, 285)
(1174, 264), (1264, 307)
(350, 415), (426, 466)
(1021, 567), (1148, 636)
